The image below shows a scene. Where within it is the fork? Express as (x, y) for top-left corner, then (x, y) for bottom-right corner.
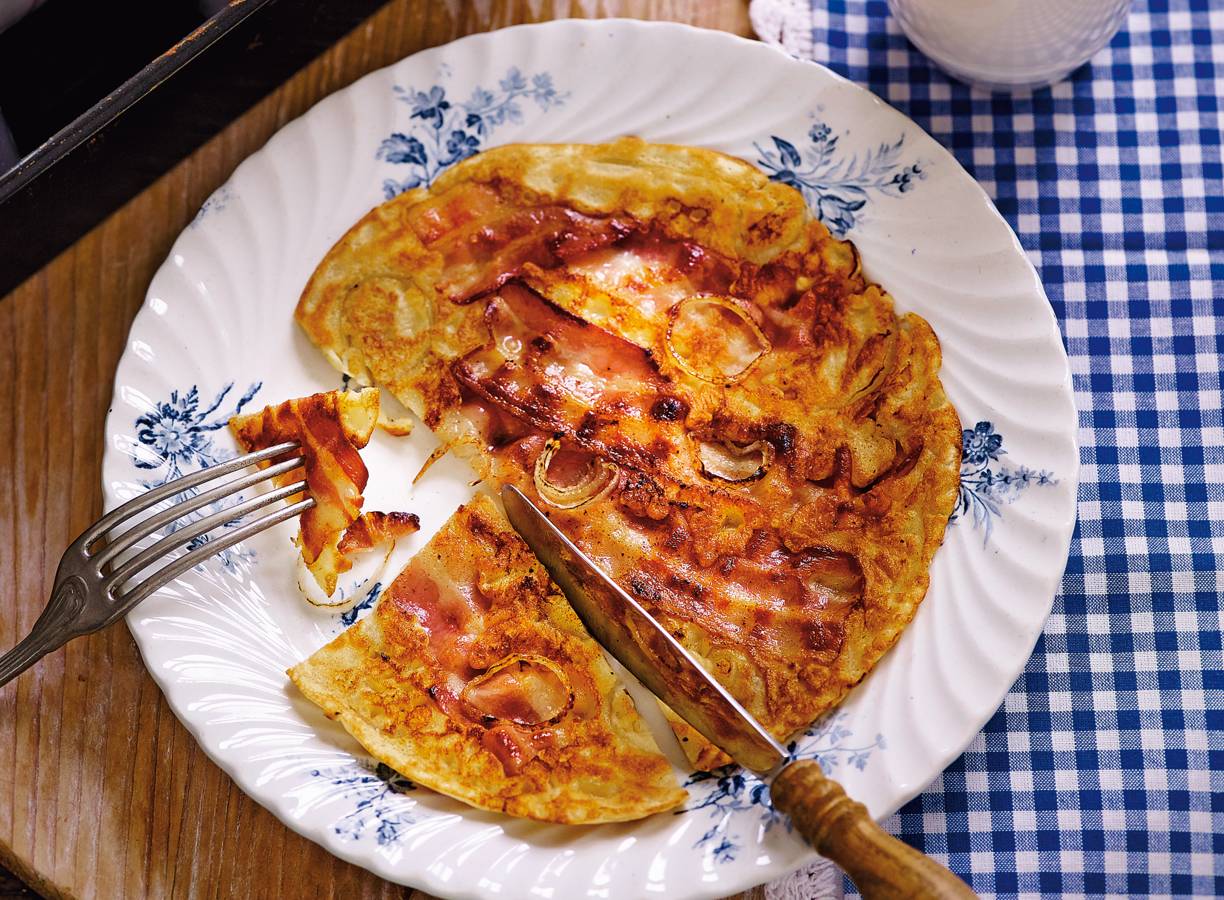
(0, 442), (314, 688)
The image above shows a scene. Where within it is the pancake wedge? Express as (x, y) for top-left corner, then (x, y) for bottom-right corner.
(288, 494), (687, 823)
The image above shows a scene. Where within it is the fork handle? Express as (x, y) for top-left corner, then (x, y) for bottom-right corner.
(0, 576), (89, 687)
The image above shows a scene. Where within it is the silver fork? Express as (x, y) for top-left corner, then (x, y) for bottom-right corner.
(0, 442), (315, 687)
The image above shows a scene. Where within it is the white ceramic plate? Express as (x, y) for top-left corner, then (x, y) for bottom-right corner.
(102, 20), (1077, 900)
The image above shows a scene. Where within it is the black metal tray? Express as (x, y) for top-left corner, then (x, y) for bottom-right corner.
(0, 0), (389, 296)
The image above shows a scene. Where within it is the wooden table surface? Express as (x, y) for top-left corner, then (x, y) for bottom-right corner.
(0, 1), (768, 898)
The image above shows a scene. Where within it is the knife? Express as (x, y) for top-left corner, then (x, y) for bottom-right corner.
(501, 484), (977, 899)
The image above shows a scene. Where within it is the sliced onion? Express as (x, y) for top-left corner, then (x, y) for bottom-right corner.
(665, 295), (771, 384)
(294, 539), (394, 609)
(293, 514), (406, 610)
(696, 438), (775, 482)
(460, 655), (574, 727)
(797, 547), (864, 596)
(413, 444), (450, 485)
(294, 551), (351, 608)
(533, 438), (618, 509)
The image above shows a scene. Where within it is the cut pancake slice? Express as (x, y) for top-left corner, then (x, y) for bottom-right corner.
(288, 494), (687, 824)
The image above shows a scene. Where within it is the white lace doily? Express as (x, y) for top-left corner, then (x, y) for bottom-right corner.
(750, 0), (822, 60)
(765, 849), (846, 900)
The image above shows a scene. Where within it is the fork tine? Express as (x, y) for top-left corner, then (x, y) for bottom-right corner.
(88, 441), (300, 546)
(112, 498), (315, 613)
(93, 454), (305, 568)
(104, 479), (309, 590)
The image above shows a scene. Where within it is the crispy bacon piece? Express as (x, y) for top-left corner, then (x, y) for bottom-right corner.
(453, 283), (693, 475)
(407, 181), (635, 303)
(230, 388), (413, 597)
(336, 511), (420, 556)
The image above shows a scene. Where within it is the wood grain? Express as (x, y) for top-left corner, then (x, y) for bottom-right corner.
(0, 1), (761, 899)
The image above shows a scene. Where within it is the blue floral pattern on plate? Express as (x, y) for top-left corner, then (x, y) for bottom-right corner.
(338, 580), (382, 628)
(755, 122), (925, 236)
(311, 760), (417, 845)
(681, 712), (885, 863)
(131, 382), (263, 570)
(953, 421), (1057, 546)
(128, 386), (421, 845)
(377, 67), (567, 199)
(190, 185), (234, 228)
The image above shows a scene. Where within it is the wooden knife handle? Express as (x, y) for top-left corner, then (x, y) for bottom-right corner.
(771, 760), (978, 899)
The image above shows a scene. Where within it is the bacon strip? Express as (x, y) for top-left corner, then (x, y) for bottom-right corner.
(406, 181), (635, 303)
(454, 283), (690, 475)
(336, 511), (421, 556)
(230, 388), (415, 598)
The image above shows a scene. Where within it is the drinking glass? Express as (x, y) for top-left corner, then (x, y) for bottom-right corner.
(887, 0), (1133, 91)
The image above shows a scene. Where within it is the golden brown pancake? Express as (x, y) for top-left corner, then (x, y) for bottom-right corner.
(295, 137), (961, 747)
(288, 494), (687, 823)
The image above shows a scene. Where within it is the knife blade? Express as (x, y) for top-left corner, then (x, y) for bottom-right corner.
(501, 483), (787, 773)
(500, 484), (980, 899)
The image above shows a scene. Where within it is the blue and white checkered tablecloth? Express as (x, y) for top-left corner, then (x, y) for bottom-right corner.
(749, 1), (1223, 896)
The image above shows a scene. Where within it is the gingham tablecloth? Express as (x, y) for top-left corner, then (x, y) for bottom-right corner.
(747, 1), (1223, 897)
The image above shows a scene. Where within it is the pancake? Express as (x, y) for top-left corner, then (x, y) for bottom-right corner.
(295, 137), (961, 745)
(288, 494), (687, 823)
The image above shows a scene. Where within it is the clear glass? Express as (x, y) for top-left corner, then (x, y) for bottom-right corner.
(887, 0), (1133, 91)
